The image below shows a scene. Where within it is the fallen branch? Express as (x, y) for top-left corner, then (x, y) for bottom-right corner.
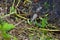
(15, 13), (29, 20)
(27, 27), (60, 32)
(39, 28), (60, 32)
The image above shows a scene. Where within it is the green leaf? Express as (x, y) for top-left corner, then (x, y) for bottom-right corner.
(41, 18), (48, 28)
(2, 23), (15, 31)
(13, 37), (18, 40)
(34, 20), (41, 27)
(10, 6), (14, 12)
(0, 25), (2, 30)
(27, 19), (32, 25)
(10, 5), (16, 13)
(2, 32), (11, 39)
(44, 2), (50, 9)
(0, 25), (1, 29)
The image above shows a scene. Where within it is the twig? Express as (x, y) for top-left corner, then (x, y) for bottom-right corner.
(15, 0), (21, 8)
(5, 18), (11, 23)
(39, 28), (60, 32)
(27, 27), (60, 32)
(15, 13), (29, 20)
(15, 20), (25, 26)
(0, 12), (15, 18)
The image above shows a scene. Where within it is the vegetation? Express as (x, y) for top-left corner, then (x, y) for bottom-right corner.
(0, 0), (60, 40)
(0, 19), (17, 40)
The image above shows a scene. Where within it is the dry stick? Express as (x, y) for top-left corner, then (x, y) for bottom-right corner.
(15, 0), (21, 8)
(15, 13), (29, 20)
(5, 18), (12, 23)
(28, 27), (60, 32)
(39, 28), (60, 32)
(0, 12), (15, 18)
(15, 20), (25, 26)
